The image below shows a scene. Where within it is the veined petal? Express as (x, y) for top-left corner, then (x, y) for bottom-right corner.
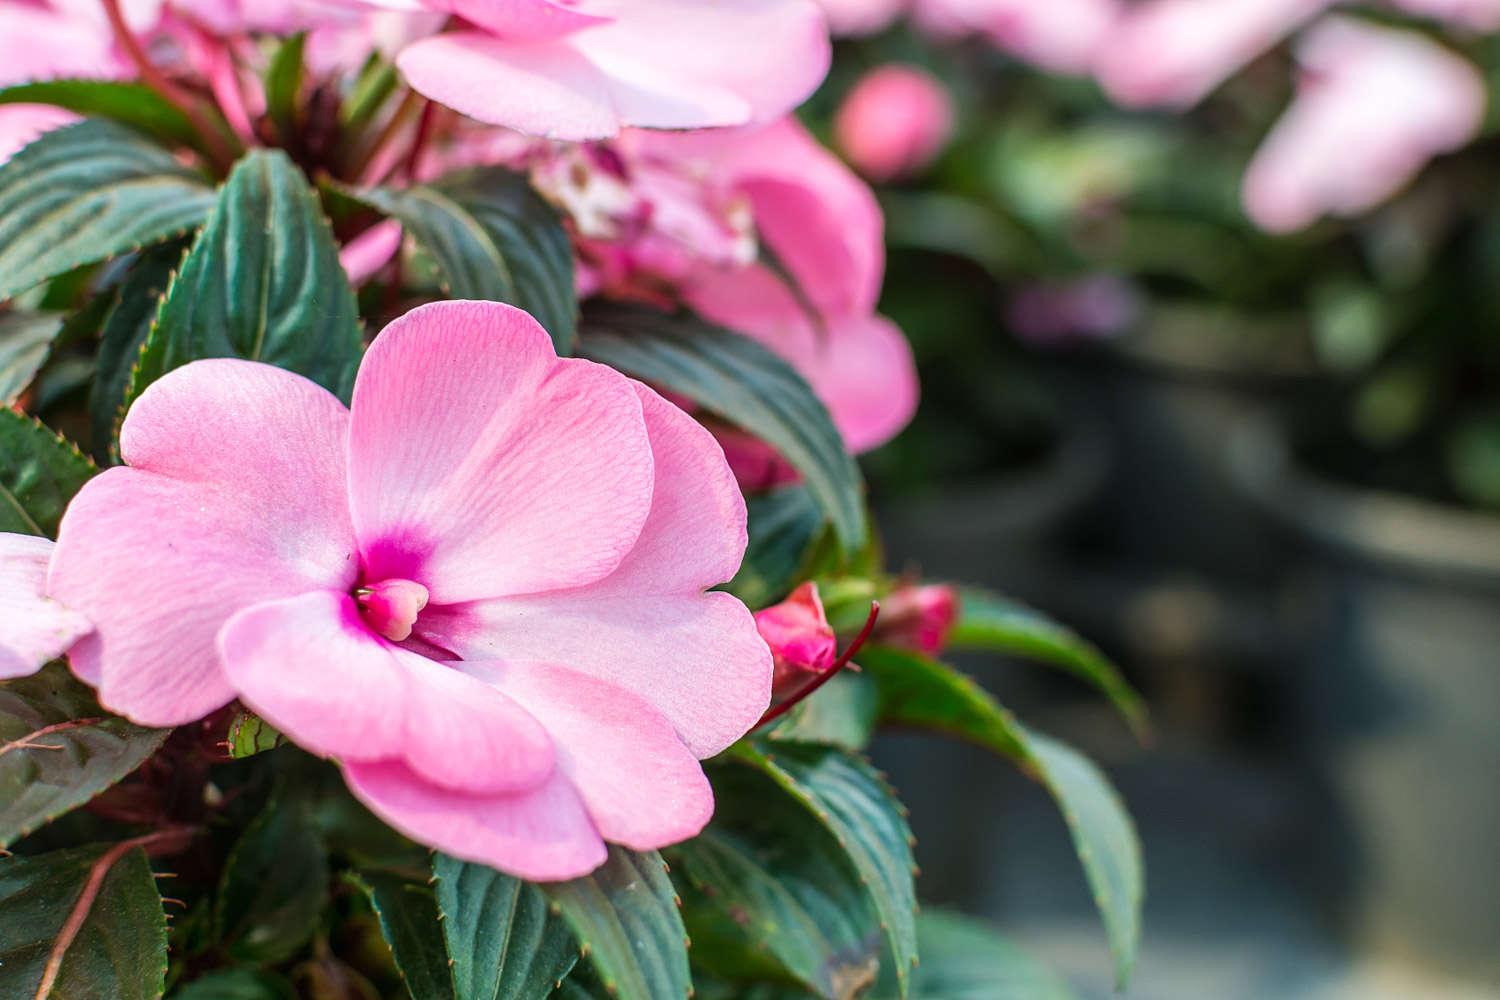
(0, 533), (91, 680)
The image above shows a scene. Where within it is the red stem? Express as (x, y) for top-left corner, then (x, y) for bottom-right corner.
(757, 600), (880, 729)
(0, 719), (102, 759)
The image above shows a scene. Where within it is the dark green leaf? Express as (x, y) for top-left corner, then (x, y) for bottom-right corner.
(540, 847), (690, 1000)
(726, 743), (917, 997)
(171, 969), (299, 1000)
(0, 408), (96, 536)
(951, 589), (1147, 738)
(130, 148), (363, 406)
(89, 244), (184, 463)
(348, 870), (454, 1000)
(0, 80), (202, 151)
(724, 485), (830, 609)
(264, 33), (306, 145)
(858, 647), (1143, 987)
(432, 853), (578, 1000)
(338, 167), (576, 353)
(0, 310), (64, 405)
(873, 910), (1079, 1000)
(215, 790), (329, 964)
(0, 844), (167, 999)
(0, 119), (214, 301)
(578, 304), (866, 551)
(673, 761), (884, 999)
(768, 672), (879, 752)
(0, 663), (167, 849)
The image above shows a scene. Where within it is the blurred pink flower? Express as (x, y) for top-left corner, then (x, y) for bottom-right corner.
(1241, 16), (1485, 233)
(45, 299), (770, 879)
(815, 0), (907, 36)
(873, 583), (957, 656)
(755, 581), (838, 698)
(1387, 0), (1500, 30)
(1007, 275), (1141, 345)
(374, 0), (831, 140)
(1094, 0), (1334, 109)
(914, 0), (1120, 74)
(834, 63), (954, 183)
(0, 534), (92, 679)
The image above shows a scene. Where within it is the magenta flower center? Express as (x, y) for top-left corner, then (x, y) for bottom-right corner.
(356, 578), (430, 642)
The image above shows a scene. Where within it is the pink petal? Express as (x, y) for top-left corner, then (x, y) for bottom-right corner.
(438, 0), (612, 38)
(470, 659), (713, 849)
(48, 360), (357, 726)
(339, 220), (403, 287)
(344, 759), (608, 880)
(815, 0), (907, 36)
(0, 106), (79, 166)
(417, 386), (770, 759)
(347, 300), (655, 604)
(220, 591), (554, 795)
(0, 533), (92, 680)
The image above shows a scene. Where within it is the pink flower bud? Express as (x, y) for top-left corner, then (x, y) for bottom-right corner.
(874, 584), (958, 656)
(834, 64), (954, 183)
(755, 582), (838, 697)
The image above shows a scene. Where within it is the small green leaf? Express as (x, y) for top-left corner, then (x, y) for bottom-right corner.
(129, 148), (363, 406)
(432, 853), (578, 1000)
(950, 589), (1147, 738)
(0, 119), (214, 301)
(0, 80), (203, 151)
(263, 33), (307, 145)
(170, 968), (299, 1000)
(226, 713), (284, 759)
(0, 408), (97, 536)
(0, 663), (168, 849)
(0, 844), (167, 1000)
(578, 304), (866, 552)
(215, 790), (329, 965)
(0, 310), (64, 405)
(348, 870), (455, 1000)
(337, 167), (577, 353)
(768, 672), (879, 752)
(541, 847), (690, 1000)
(726, 743), (917, 998)
(724, 485), (830, 609)
(874, 910), (1080, 1000)
(341, 56), (399, 130)
(89, 244), (184, 462)
(858, 646), (1144, 987)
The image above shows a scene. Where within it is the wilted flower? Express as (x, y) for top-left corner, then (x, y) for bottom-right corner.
(834, 64), (954, 183)
(755, 582), (838, 698)
(0, 534), (92, 679)
(42, 300), (771, 878)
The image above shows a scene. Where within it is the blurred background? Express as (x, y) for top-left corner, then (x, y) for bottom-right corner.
(802, 2), (1500, 997)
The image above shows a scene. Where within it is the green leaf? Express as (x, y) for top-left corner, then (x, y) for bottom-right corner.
(726, 743), (917, 998)
(129, 149), (363, 405)
(337, 167), (576, 353)
(214, 790), (329, 964)
(0, 844), (167, 1000)
(170, 969), (299, 1000)
(672, 762), (885, 999)
(0, 119), (214, 301)
(951, 589), (1147, 738)
(90, 244), (184, 462)
(263, 33), (307, 145)
(875, 910), (1079, 1000)
(768, 672), (879, 752)
(578, 304), (866, 551)
(540, 847), (690, 1000)
(340, 56), (398, 131)
(348, 870), (455, 1000)
(0, 663), (168, 849)
(432, 853), (578, 1000)
(857, 646), (1144, 987)
(725, 485), (830, 609)
(0, 80), (202, 151)
(226, 713), (284, 759)
(0, 408), (97, 536)
(0, 310), (64, 406)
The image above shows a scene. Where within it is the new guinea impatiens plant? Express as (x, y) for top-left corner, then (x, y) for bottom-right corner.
(0, 2), (1144, 999)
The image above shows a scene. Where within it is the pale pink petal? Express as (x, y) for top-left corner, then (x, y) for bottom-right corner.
(345, 759), (608, 880)
(416, 385), (770, 759)
(1242, 17), (1485, 233)
(815, 0), (907, 36)
(0, 106), (78, 166)
(0, 6), (129, 85)
(339, 220), (403, 287)
(1093, 0), (1335, 110)
(0, 533), (92, 680)
(49, 361), (357, 726)
(438, 0), (613, 38)
(468, 659), (713, 849)
(220, 591), (554, 794)
(347, 300), (655, 603)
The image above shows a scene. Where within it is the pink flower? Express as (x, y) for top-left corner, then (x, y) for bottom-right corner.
(913, 0), (1120, 74)
(754, 582), (837, 698)
(873, 584), (957, 656)
(814, 0), (907, 36)
(834, 64), (954, 183)
(1387, 0), (1500, 30)
(45, 300), (771, 879)
(1241, 17), (1485, 233)
(374, 0), (832, 140)
(1094, 0), (1334, 109)
(0, 534), (92, 679)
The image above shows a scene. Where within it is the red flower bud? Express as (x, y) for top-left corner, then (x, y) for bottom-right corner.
(755, 582), (838, 698)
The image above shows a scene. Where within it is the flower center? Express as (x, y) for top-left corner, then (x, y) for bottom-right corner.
(356, 579), (430, 642)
